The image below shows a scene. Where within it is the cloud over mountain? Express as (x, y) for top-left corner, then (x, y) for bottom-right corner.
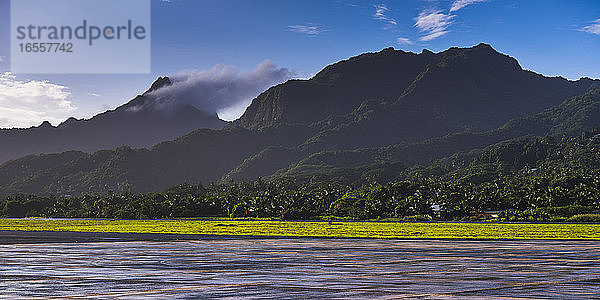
(148, 61), (293, 120)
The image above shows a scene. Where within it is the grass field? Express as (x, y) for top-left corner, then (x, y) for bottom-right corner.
(1, 219), (600, 239)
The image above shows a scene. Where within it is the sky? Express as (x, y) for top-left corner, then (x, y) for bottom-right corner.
(0, 0), (599, 128)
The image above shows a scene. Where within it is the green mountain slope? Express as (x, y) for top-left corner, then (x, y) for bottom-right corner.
(0, 45), (598, 196)
(224, 87), (600, 182)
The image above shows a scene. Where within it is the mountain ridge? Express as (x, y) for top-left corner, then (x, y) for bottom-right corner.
(0, 77), (228, 163)
(0, 44), (599, 196)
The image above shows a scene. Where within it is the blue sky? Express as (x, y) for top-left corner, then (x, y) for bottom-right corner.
(0, 0), (599, 127)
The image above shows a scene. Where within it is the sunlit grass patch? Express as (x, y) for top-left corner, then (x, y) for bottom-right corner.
(0, 219), (599, 240)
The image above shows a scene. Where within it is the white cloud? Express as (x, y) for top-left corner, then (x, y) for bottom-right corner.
(373, 4), (397, 29)
(450, 0), (486, 12)
(580, 19), (600, 35)
(88, 92), (101, 97)
(419, 31), (448, 41)
(148, 60), (293, 121)
(0, 72), (75, 128)
(414, 10), (454, 41)
(288, 25), (324, 36)
(397, 37), (414, 45)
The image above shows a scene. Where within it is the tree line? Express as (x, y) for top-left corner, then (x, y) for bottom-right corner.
(2, 134), (600, 221)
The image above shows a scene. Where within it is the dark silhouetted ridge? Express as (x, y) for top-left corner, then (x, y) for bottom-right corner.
(0, 77), (227, 163)
(0, 44), (599, 196)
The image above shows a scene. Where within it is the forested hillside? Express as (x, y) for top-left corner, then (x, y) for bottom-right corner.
(3, 133), (599, 221)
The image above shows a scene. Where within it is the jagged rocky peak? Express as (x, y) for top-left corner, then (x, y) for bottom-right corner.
(144, 76), (172, 95)
(379, 46), (404, 54)
(119, 77), (174, 111)
(436, 43), (523, 72)
(420, 49), (435, 56)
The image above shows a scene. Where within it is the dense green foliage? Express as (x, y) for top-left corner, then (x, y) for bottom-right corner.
(3, 133), (600, 221)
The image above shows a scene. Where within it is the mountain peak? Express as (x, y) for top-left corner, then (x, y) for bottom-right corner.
(236, 44), (594, 132)
(469, 43), (502, 56)
(144, 76), (172, 95)
(38, 121), (53, 128)
(58, 117), (81, 129)
(420, 49), (435, 56)
(474, 42), (493, 50)
(378, 47), (410, 56)
(441, 43), (500, 57)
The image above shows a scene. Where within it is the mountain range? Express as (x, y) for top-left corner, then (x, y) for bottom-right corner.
(0, 76), (227, 163)
(0, 43), (598, 196)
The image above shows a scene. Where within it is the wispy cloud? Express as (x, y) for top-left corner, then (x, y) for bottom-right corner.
(414, 10), (454, 41)
(373, 4), (397, 29)
(148, 60), (293, 121)
(0, 72), (75, 128)
(336, 0), (360, 8)
(449, 0), (486, 12)
(88, 93), (101, 97)
(397, 37), (414, 45)
(580, 19), (600, 35)
(288, 25), (324, 36)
